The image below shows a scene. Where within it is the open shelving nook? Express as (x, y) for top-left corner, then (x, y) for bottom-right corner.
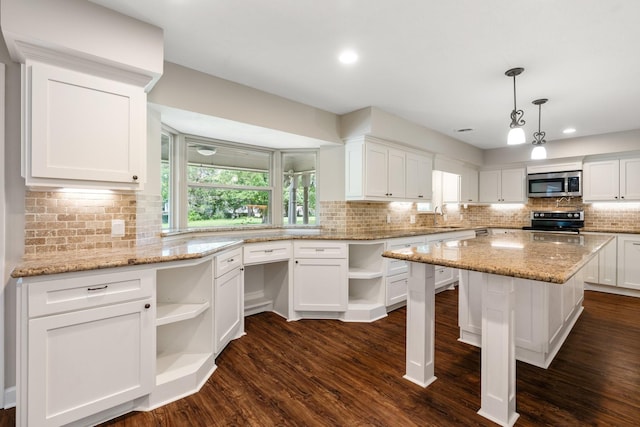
(344, 242), (386, 322)
(140, 257), (216, 410)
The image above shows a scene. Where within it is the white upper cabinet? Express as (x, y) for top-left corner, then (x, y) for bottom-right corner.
(479, 168), (525, 203)
(346, 136), (432, 202)
(583, 158), (640, 201)
(2, 1), (163, 190)
(460, 166), (479, 203)
(25, 61), (146, 189)
(406, 152), (433, 200)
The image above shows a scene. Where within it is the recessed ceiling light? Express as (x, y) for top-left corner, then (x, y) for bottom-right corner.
(562, 128), (576, 134)
(338, 50), (358, 65)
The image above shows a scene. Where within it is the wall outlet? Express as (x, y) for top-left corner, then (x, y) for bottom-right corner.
(386, 214), (391, 224)
(410, 215), (416, 224)
(111, 219), (125, 237)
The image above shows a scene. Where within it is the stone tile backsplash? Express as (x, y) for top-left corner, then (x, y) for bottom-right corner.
(24, 192), (639, 255)
(24, 191), (162, 255)
(319, 199), (640, 234)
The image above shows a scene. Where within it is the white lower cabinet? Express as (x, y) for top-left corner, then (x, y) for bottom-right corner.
(17, 268), (155, 426)
(459, 269), (584, 369)
(426, 230), (475, 291)
(293, 241), (348, 312)
(143, 256), (215, 411)
(618, 234), (640, 290)
(385, 237), (425, 306)
(214, 248), (244, 355)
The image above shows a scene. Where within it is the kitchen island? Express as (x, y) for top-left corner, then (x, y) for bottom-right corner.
(382, 231), (613, 427)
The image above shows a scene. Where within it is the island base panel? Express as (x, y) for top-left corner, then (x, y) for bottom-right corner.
(478, 274), (519, 427)
(404, 264), (437, 387)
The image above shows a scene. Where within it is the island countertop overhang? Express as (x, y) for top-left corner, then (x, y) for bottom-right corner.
(382, 231), (614, 284)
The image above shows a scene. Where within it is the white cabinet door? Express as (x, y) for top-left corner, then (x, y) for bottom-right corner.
(406, 152), (432, 200)
(28, 299), (154, 426)
(479, 170), (501, 202)
(460, 166), (479, 203)
(294, 258), (348, 311)
(598, 237), (617, 286)
(500, 168), (526, 202)
(26, 61), (145, 189)
(387, 148), (406, 198)
(583, 160), (620, 201)
(364, 142), (389, 197)
(617, 235), (640, 290)
(620, 158), (640, 200)
(215, 267), (243, 354)
(442, 172), (460, 203)
(386, 273), (408, 306)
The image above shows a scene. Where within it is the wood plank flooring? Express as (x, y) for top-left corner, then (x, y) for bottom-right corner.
(2, 289), (638, 426)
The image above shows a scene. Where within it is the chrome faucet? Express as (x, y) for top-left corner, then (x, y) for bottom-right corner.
(434, 206), (440, 225)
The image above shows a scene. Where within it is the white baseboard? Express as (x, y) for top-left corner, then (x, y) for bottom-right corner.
(3, 386), (16, 409)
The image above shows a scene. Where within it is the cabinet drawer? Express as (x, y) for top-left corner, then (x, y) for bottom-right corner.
(27, 268), (154, 318)
(386, 273), (408, 306)
(293, 241), (347, 258)
(215, 247), (243, 278)
(435, 266), (456, 287)
(386, 238), (424, 275)
(243, 241), (292, 265)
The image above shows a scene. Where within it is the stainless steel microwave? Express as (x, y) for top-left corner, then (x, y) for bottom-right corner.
(527, 171), (582, 198)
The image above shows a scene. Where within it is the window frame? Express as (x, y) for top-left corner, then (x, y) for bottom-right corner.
(162, 132), (319, 230)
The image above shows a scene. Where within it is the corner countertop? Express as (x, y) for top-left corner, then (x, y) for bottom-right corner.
(382, 230), (614, 284)
(12, 227), (478, 278)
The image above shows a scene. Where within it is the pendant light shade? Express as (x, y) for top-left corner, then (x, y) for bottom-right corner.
(507, 127), (526, 145)
(505, 67), (526, 145)
(531, 145), (547, 160)
(530, 98), (548, 160)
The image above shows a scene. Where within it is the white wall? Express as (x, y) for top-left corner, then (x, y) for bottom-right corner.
(483, 129), (640, 166)
(149, 62), (342, 145)
(341, 107), (484, 167)
(1, 37), (24, 400)
(1, 0), (163, 83)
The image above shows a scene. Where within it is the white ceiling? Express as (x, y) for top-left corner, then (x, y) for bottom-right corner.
(91, 0), (640, 150)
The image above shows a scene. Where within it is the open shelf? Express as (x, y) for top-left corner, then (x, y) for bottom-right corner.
(155, 352), (212, 386)
(348, 267), (384, 280)
(156, 302), (210, 326)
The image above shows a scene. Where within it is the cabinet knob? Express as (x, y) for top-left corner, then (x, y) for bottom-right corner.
(132, 175), (139, 181)
(295, 260), (299, 264)
(144, 303), (151, 309)
(621, 196), (625, 199)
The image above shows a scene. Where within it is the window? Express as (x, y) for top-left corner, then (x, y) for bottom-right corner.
(161, 133), (171, 229)
(282, 152), (316, 225)
(161, 132), (318, 229)
(186, 140), (272, 228)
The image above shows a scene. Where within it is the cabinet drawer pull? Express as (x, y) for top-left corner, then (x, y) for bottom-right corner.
(227, 258), (235, 263)
(633, 243), (640, 246)
(87, 285), (108, 291)
(264, 249), (274, 253)
(315, 248), (325, 252)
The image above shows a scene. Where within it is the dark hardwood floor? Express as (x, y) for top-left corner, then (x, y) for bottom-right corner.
(2, 289), (639, 426)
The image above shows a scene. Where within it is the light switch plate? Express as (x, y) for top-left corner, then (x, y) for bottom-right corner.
(111, 219), (125, 237)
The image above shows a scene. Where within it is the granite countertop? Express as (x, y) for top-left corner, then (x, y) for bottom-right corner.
(12, 227), (477, 278)
(382, 230), (614, 284)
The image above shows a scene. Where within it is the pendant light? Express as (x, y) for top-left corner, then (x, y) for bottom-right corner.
(531, 98), (548, 160)
(505, 67), (526, 145)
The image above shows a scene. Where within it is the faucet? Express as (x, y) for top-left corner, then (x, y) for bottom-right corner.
(434, 206), (440, 226)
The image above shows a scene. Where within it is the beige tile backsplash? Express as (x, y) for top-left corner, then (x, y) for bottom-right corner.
(24, 191), (162, 255)
(319, 199), (640, 234)
(24, 190), (639, 254)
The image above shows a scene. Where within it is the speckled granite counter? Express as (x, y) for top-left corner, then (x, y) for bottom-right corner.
(382, 230), (613, 284)
(12, 227), (476, 278)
